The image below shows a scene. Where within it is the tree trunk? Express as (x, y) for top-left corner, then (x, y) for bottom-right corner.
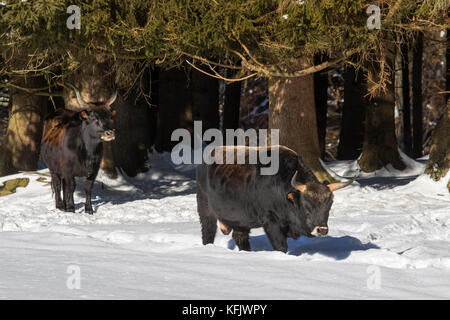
(358, 45), (406, 172)
(424, 101), (449, 188)
(401, 42), (412, 156)
(268, 57), (336, 183)
(358, 98), (405, 172)
(155, 68), (193, 152)
(313, 54), (329, 158)
(148, 67), (159, 148)
(314, 69), (328, 159)
(394, 45), (403, 149)
(222, 70), (241, 146)
(412, 31), (423, 158)
(337, 62), (366, 160)
(110, 94), (151, 177)
(109, 68), (152, 177)
(155, 67), (219, 153)
(446, 28), (449, 104)
(0, 76), (46, 176)
(191, 68), (220, 134)
(223, 78), (241, 132)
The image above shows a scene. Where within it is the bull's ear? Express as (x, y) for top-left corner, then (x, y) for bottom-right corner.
(110, 109), (117, 117)
(80, 110), (89, 119)
(287, 192), (296, 204)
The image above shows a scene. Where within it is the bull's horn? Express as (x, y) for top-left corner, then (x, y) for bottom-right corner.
(327, 171), (359, 192)
(67, 83), (89, 109)
(105, 91), (117, 108)
(290, 171), (307, 192)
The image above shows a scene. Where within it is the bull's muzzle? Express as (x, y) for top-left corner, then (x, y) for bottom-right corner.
(311, 226), (328, 237)
(101, 129), (115, 141)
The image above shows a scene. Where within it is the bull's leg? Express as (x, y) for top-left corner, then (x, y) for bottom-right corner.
(232, 228), (251, 251)
(62, 178), (67, 209)
(51, 174), (65, 211)
(63, 177), (76, 212)
(84, 177), (95, 215)
(263, 224), (288, 253)
(197, 189), (217, 245)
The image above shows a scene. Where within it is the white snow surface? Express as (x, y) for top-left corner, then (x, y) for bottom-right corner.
(0, 153), (449, 299)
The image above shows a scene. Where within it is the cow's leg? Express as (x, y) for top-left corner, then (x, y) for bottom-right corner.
(84, 177), (95, 215)
(197, 188), (217, 245)
(63, 177), (76, 212)
(263, 224), (288, 253)
(51, 174), (65, 211)
(62, 178), (67, 209)
(232, 228), (251, 251)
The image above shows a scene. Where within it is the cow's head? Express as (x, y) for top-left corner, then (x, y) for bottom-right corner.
(288, 171), (357, 237)
(69, 83), (117, 142)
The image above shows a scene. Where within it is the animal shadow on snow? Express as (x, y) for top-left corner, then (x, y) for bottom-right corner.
(70, 178), (141, 212)
(356, 176), (417, 190)
(72, 173), (197, 212)
(228, 234), (379, 260)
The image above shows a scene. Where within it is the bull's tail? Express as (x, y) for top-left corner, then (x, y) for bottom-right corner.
(197, 186), (217, 245)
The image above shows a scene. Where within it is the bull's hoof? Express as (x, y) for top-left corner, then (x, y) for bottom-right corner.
(56, 203), (66, 211)
(236, 243), (251, 251)
(65, 207), (75, 213)
(85, 207), (93, 215)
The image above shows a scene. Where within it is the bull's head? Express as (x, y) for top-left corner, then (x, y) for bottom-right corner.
(288, 171), (358, 237)
(68, 83), (117, 142)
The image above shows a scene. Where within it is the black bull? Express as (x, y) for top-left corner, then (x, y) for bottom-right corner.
(41, 85), (117, 214)
(196, 146), (356, 253)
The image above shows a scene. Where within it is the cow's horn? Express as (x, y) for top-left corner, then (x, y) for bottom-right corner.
(105, 91), (117, 108)
(67, 83), (89, 109)
(327, 171), (359, 192)
(290, 171), (307, 192)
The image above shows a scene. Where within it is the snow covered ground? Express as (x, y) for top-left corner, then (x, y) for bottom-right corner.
(0, 152), (449, 299)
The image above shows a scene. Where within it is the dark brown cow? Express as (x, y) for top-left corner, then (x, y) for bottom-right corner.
(197, 145), (357, 252)
(41, 84), (117, 214)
